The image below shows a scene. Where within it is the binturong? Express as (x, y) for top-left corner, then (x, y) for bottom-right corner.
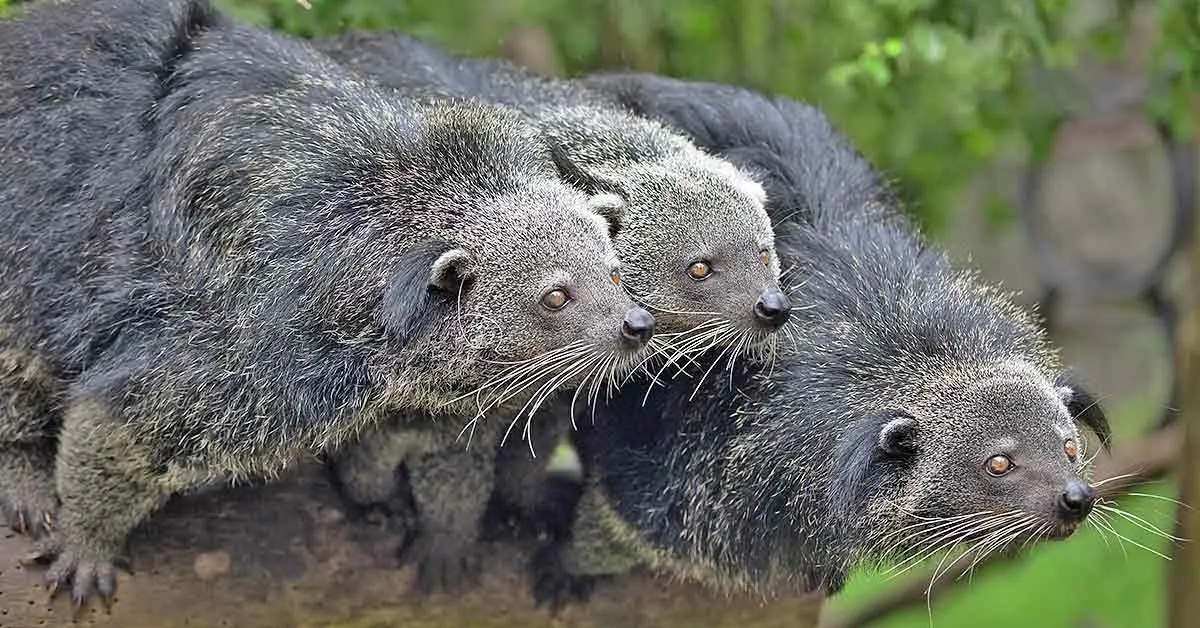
(0, 0), (654, 611)
(517, 73), (1113, 605)
(317, 32), (791, 358)
(315, 31), (790, 593)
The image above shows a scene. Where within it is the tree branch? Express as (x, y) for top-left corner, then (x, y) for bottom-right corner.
(1166, 100), (1200, 628)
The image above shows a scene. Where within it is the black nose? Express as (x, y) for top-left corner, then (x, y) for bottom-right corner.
(1057, 479), (1096, 521)
(620, 307), (655, 347)
(753, 289), (791, 328)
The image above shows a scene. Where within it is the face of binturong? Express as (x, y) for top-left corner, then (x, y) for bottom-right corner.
(606, 157), (790, 367)
(391, 186), (656, 417)
(843, 361), (1113, 566)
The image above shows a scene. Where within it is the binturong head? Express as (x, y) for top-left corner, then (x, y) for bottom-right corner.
(542, 108), (788, 368)
(837, 362), (1113, 560)
(627, 152), (790, 340)
(370, 103), (656, 415)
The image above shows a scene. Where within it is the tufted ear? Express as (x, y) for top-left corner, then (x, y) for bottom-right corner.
(738, 177), (768, 206)
(548, 137), (624, 196)
(1055, 371), (1112, 452)
(830, 410), (918, 524)
(428, 248), (474, 295)
(709, 159), (769, 206)
(878, 414), (919, 456)
(378, 241), (456, 343)
(586, 192), (626, 240)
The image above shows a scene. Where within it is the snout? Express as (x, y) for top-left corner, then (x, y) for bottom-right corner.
(620, 306), (655, 348)
(753, 288), (791, 329)
(1056, 479), (1096, 523)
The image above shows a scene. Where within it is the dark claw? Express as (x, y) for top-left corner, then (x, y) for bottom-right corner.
(46, 564), (73, 593)
(2, 492), (59, 539)
(529, 546), (598, 613)
(72, 563), (93, 605)
(22, 548), (53, 565)
(112, 555), (134, 575)
(71, 596), (87, 622)
(24, 534), (122, 615)
(97, 576), (116, 614)
(532, 573), (597, 614)
(46, 577), (63, 601)
(403, 534), (483, 595)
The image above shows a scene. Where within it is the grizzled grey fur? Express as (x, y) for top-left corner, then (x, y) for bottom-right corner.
(316, 31), (790, 591)
(317, 32), (788, 347)
(514, 75), (1113, 606)
(0, 0), (654, 609)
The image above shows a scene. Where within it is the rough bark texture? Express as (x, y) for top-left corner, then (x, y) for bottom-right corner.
(1167, 123), (1200, 628)
(0, 464), (825, 628)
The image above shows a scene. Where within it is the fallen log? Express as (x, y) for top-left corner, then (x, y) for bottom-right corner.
(0, 464), (826, 628)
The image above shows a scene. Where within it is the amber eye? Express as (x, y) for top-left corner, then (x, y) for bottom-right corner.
(540, 288), (569, 311)
(1064, 439), (1078, 462)
(687, 261), (712, 281)
(985, 454), (1013, 477)
(611, 270), (621, 286)
(760, 249), (771, 266)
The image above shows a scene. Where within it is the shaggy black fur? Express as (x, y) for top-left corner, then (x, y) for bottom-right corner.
(1, 0), (647, 609)
(528, 73), (1112, 604)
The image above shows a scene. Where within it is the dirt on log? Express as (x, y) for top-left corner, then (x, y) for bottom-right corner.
(0, 464), (825, 628)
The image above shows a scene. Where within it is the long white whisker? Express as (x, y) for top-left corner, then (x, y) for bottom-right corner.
(1087, 515), (1113, 550)
(1091, 472), (1143, 488)
(1089, 510), (1129, 560)
(1088, 509), (1174, 560)
(960, 515), (1036, 580)
(883, 510), (1025, 578)
(873, 510), (999, 559)
(688, 328), (743, 401)
(444, 340), (592, 409)
(1125, 492), (1194, 509)
(1094, 503), (1188, 543)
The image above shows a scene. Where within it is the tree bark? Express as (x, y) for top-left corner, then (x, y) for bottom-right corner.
(0, 464), (825, 628)
(1167, 116), (1200, 628)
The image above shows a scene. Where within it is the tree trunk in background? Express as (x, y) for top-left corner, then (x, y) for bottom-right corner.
(0, 464), (825, 628)
(499, 26), (563, 78)
(1168, 119), (1200, 628)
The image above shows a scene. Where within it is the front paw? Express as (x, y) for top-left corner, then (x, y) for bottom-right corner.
(0, 487), (57, 538)
(529, 544), (599, 613)
(22, 533), (131, 614)
(402, 531), (483, 594)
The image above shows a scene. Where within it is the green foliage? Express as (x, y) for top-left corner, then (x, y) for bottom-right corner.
(2, 0), (1194, 233)
(214, 0), (1097, 234)
(1150, 0), (1200, 140)
(148, 0), (1200, 235)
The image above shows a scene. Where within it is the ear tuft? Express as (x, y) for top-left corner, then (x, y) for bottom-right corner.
(548, 137), (622, 197)
(712, 159), (769, 206)
(878, 415), (918, 456)
(587, 192), (626, 240)
(737, 177), (768, 206)
(379, 241), (454, 343)
(1054, 371), (1112, 452)
(830, 410), (918, 525)
(429, 248), (474, 295)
